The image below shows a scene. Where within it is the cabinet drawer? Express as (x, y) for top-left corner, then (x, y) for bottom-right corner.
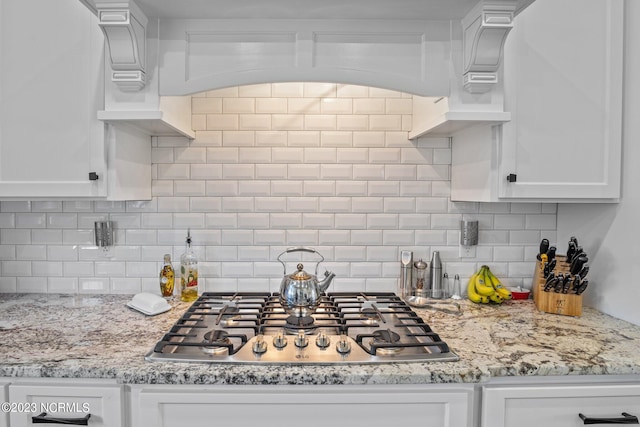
(8, 382), (124, 427)
(482, 383), (640, 427)
(131, 384), (474, 427)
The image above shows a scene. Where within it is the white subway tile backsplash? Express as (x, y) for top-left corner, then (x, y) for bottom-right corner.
(0, 245), (15, 261)
(62, 230), (94, 245)
(352, 197), (383, 213)
(271, 180), (303, 196)
(353, 131), (384, 148)
(288, 164), (321, 180)
(386, 165), (416, 180)
(157, 164), (191, 180)
(110, 278), (141, 294)
(0, 213), (15, 228)
(494, 214), (526, 230)
(302, 213), (334, 229)
(0, 83), (548, 295)
(1, 229), (31, 244)
(207, 147), (239, 163)
(318, 197), (352, 213)
(192, 97), (222, 114)
(304, 115), (336, 131)
(321, 131), (353, 147)
(417, 165), (449, 181)
(255, 131), (287, 147)
(239, 115), (271, 130)
(336, 115), (369, 131)
(369, 115), (402, 131)
(366, 214), (398, 229)
(287, 197), (319, 212)
(174, 147), (207, 164)
(48, 277), (78, 293)
(318, 230), (350, 245)
(270, 213), (302, 229)
(17, 277), (47, 293)
(47, 213), (77, 229)
(47, 245), (78, 261)
(157, 197), (190, 213)
(335, 214), (367, 229)
(206, 181), (239, 196)
(190, 197), (222, 212)
(525, 214), (556, 230)
(238, 181), (270, 196)
(272, 114), (304, 130)
(222, 164), (255, 179)
(354, 165), (386, 181)
(285, 230), (318, 246)
(256, 98), (287, 113)
(399, 214), (430, 230)
(288, 131), (321, 146)
(3, 261), (31, 276)
(367, 181), (399, 196)
(1, 201), (31, 212)
(174, 181), (206, 196)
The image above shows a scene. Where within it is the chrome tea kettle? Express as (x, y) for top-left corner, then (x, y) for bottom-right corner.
(277, 247), (336, 317)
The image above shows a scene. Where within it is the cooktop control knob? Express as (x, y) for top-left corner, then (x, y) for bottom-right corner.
(294, 331), (309, 348)
(252, 335), (267, 354)
(273, 331), (288, 349)
(336, 335), (351, 354)
(315, 332), (330, 349)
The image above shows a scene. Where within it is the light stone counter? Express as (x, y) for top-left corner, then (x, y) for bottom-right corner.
(0, 293), (639, 385)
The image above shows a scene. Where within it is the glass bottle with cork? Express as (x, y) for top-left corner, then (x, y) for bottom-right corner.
(180, 229), (198, 302)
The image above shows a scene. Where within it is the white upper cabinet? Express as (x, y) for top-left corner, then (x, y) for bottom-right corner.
(451, 0), (623, 202)
(0, 0), (106, 198)
(0, 0), (151, 200)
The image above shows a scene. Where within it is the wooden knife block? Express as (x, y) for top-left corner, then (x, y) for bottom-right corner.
(532, 255), (583, 317)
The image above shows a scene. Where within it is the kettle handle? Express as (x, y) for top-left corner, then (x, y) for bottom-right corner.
(277, 247), (325, 275)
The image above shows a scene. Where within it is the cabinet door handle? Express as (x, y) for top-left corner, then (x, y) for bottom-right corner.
(579, 412), (639, 424)
(31, 412), (91, 425)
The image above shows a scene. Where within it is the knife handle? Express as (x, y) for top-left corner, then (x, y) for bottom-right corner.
(537, 238), (550, 261)
(546, 246), (556, 262)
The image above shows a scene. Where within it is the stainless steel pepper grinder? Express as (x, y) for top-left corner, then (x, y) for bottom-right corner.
(429, 251), (443, 299)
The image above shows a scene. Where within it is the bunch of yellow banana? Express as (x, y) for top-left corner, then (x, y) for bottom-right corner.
(467, 265), (512, 304)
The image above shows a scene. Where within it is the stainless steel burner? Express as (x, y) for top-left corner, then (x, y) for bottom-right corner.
(202, 330), (231, 355)
(371, 329), (403, 356)
(284, 315), (316, 334)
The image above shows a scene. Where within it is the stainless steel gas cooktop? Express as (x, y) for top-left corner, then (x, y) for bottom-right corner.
(146, 292), (459, 364)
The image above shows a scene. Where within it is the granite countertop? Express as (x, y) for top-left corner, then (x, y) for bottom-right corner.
(1, 293), (640, 385)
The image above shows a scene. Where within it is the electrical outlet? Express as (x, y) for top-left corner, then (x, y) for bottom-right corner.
(459, 244), (476, 258)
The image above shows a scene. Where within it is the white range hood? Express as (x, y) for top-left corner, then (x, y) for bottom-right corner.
(78, 0), (535, 138)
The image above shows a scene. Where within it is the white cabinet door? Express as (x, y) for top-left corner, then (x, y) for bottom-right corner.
(130, 384), (474, 427)
(8, 381), (124, 427)
(0, 380), (8, 427)
(0, 0), (107, 198)
(499, 0), (623, 200)
(482, 383), (640, 427)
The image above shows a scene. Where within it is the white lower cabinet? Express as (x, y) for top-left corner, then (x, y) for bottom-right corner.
(0, 380), (9, 427)
(7, 379), (124, 427)
(129, 384), (475, 427)
(481, 378), (640, 427)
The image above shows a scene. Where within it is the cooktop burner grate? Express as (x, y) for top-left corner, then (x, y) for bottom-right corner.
(146, 291), (458, 364)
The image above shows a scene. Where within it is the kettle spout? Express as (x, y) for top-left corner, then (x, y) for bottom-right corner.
(318, 270), (336, 293)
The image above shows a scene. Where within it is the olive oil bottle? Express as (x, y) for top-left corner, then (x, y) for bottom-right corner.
(159, 254), (175, 299)
(180, 230), (198, 302)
